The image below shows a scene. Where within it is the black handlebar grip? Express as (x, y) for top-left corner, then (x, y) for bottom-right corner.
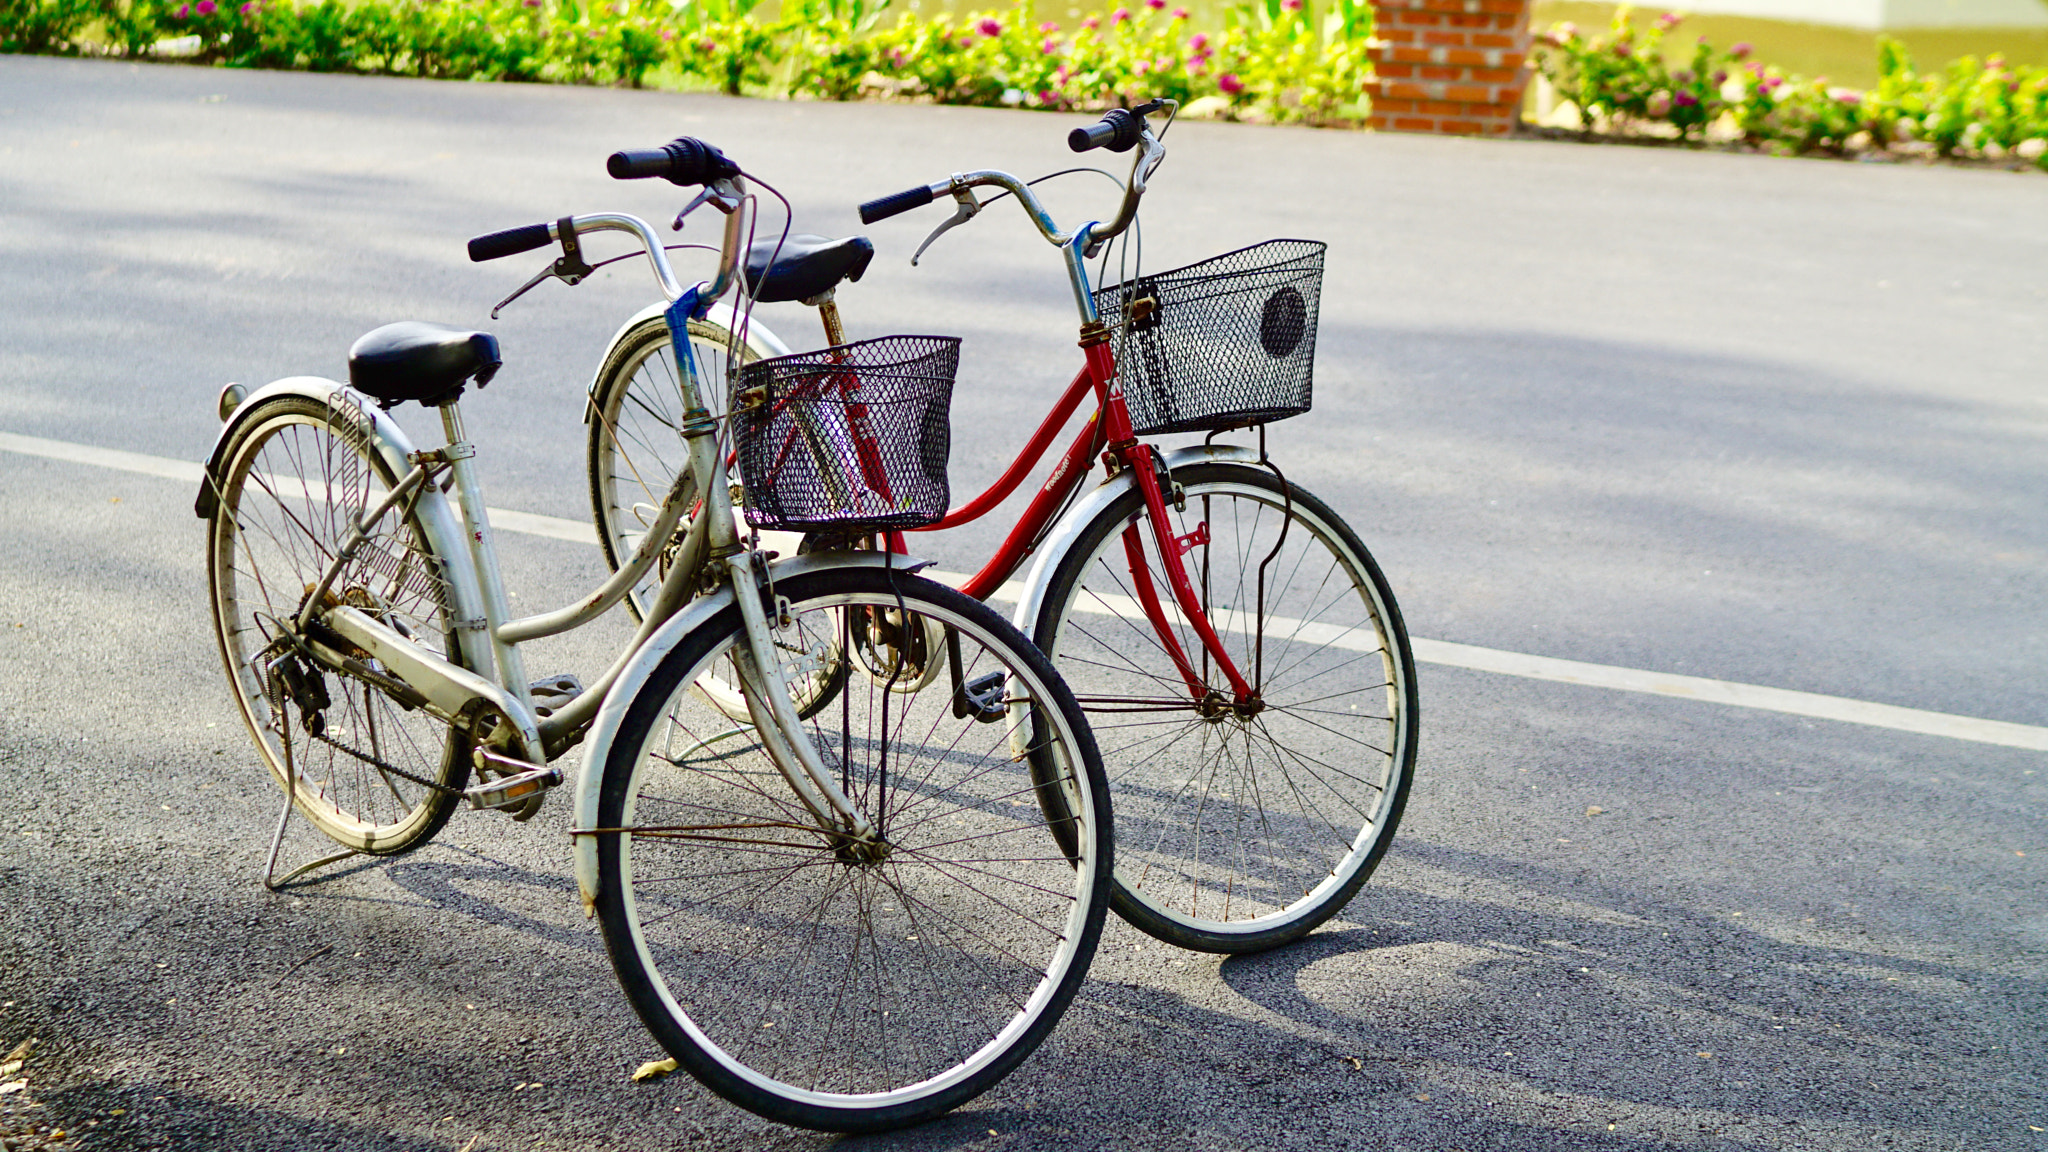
(467, 222), (554, 263)
(859, 184), (936, 224)
(606, 137), (739, 186)
(1069, 107), (1144, 153)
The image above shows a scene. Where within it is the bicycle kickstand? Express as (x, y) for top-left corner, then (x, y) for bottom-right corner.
(261, 768), (360, 892)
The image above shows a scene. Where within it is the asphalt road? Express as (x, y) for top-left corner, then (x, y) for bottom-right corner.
(1, 55), (2044, 1152)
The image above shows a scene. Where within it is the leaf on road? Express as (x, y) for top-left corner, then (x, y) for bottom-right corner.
(0, 1080), (26, 1096)
(2, 1039), (32, 1064)
(632, 1057), (679, 1083)
(1586, 806), (1605, 816)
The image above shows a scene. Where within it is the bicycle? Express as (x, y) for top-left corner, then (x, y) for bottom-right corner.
(196, 137), (1112, 1132)
(584, 102), (1420, 955)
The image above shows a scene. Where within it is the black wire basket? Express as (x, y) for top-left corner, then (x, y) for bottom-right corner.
(1093, 239), (1325, 436)
(731, 335), (958, 533)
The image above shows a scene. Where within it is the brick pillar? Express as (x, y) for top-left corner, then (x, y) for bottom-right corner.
(1366, 0), (1532, 136)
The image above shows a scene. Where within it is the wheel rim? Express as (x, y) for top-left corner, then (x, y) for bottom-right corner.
(591, 321), (743, 618)
(1050, 476), (1411, 936)
(610, 588), (1100, 1109)
(211, 406), (465, 850)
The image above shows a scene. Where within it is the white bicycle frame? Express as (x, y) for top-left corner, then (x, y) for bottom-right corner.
(209, 181), (890, 879)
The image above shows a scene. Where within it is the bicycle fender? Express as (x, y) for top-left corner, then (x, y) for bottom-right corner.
(571, 549), (935, 915)
(195, 376), (495, 680)
(582, 298), (794, 424)
(1007, 442), (1263, 641)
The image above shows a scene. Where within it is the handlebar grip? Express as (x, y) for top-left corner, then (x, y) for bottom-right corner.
(1069, 107), (1144, 153)
(467, 222), (554, 263)
(859, 184), (937, 224)
(606, 137), (740, 186)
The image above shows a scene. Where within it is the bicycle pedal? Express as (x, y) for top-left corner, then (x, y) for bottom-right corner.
(528, 673), (585, 719)
(467, 749), (562, 813)
(955, 670), (1007, 724)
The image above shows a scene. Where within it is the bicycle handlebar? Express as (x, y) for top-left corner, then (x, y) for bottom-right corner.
(859, 183), (938, 225)
(606, 137), (740, 186)
(858, 100), (1171, 256)
(468, 139), (754, 306)
(1068, 107), (1146, 154)
(467, 222), (554, 263)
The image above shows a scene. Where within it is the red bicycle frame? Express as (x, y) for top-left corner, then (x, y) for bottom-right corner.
(902, 337), (1257, 707)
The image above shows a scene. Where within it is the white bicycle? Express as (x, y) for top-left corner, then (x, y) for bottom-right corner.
(198, 137), (1112, 1133)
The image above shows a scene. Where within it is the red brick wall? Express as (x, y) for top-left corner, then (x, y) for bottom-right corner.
(1366, 0), (1532, 136)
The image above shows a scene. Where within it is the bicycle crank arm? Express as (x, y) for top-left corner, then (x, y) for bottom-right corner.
(318, 604), (543, 758)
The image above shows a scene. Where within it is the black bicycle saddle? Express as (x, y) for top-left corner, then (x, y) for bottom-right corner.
(743, 234), (875, 304)
(347, 322), (501, 408)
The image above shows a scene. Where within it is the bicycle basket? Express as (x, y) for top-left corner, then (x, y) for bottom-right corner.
(1093, 239), (1325, 436)
(731, 334), (959, 533)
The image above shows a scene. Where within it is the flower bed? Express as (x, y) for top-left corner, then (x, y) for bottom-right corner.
(1, 0), (1375, 124)
(1534, 9), (2048, 170)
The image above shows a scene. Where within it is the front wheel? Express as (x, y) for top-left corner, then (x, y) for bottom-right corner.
(594, 567), (1112, 1133)
(1032, 462), (1418, 953)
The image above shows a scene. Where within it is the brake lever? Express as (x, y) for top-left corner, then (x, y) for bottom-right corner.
(911, 186), (983, 267)
(491, 216), (594, 319)
(673, 176), (750, 231)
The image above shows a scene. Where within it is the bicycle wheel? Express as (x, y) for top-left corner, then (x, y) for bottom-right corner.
(205, 395), (472, 854)
(1030, 461), (1417, 953)
(593, 567), (1111, 1133)
(587, 314), (752, 621)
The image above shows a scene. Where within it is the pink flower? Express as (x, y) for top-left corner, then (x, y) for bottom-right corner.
(174, 3), (189, 15)
(1217, 71), (1243, 94)
(1656, 10), (1680, 28)
(1556, 21), (1576, 37)
(1039, 89), (1057, 104)
(1762, 75), (1782, 92)
(1111, 6), (1130, 21)
(1672, 68), (1691, 83)
(195, 0), (215, 14)
(977, 17), (1002, 36)
(1835, 90), (1860, 104)
(239, 1), (256, 13)
(1646, 90), (1671, 116)
(1147, 0), (1165, 8)
(1135, 59), (1149, 73)
(1674, 90), (1698, 106)
(1082, 15), (1099, 28)
(1729, 41), (1751, 60)
(1711, 69), (1726, 84)
(1038, 21), (1059, 31)
(1186, 56), (1204, 72)
(1612, 40), (1630, 57)
(1282, 0), (1302, 10)
(1041, 37), (1058, 53)
(1189, 32), (1207, 50)
(523, 0), (540, 6)
(1172, 6), (1187, 16)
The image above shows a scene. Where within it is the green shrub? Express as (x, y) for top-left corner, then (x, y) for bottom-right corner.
(1535, 8), (2048, 169)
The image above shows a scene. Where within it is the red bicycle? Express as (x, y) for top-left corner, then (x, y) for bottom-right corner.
(585, 101), (1418, 953)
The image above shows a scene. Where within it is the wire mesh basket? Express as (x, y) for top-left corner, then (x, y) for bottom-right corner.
(1093, 239), (1325, 436)
(731, 334), (959, 533)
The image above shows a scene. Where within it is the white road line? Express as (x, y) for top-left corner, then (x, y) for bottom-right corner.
(8, 428), (2045, 752)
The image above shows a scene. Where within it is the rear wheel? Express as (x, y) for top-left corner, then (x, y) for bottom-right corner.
(1032, 462), (1417, 953)
(594, 568), (1111, 1132)
(205, 395), (471, 855)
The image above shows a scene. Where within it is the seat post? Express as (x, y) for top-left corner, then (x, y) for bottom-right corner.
(808, 288), (846, 347)
(434, 398), (533, 716)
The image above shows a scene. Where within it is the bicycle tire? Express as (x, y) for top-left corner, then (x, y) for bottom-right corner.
(1030, 461), (1417, 953)
(593, 566), (1111, 1133)
(205, 395), (472, 854)
(587, 314), (753, 622)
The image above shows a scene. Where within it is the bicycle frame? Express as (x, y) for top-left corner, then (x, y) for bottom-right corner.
(858, 125), (1260, 708)
(215, 191), (882, 841)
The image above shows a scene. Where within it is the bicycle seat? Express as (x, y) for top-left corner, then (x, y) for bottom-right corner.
(347, 321), (501, 409)
(744, 234), (875, 304)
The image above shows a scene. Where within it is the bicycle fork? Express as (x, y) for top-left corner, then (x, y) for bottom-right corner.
(671, 294), (880, 850)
